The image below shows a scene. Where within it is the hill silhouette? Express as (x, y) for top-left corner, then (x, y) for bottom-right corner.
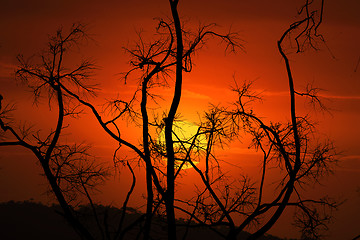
(0, 201), (295, 240)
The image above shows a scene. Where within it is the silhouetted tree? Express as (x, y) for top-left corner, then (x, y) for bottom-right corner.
(0, 1), (339, 240)
(165, 1), (339, 240)
(54, 2), (240, 240)
(0, 24), (138, 240)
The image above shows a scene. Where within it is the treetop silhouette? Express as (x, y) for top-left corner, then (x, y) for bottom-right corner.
(0, 1), (339, 240)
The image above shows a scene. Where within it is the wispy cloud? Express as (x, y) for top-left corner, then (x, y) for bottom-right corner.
(335, 168), (360, 173)
(259, 90), (288, 97)
(0, 61), (16, 78)
(340, 155), (360, 161)
(320, 94), (360, 100)
(183, 89), (211, 100)
(224, 147), (262, 156)
(257, 89), (360, 101)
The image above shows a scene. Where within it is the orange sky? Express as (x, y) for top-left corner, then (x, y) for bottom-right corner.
(1, 1), (359, 239)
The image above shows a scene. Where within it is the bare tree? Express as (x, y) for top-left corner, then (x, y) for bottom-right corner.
(164, 1), (339, 240)
(1, 24), (95, 240)
(0, 1), (339, 240)
(0, 24), (139, 240)
(53, 2), (240, 240)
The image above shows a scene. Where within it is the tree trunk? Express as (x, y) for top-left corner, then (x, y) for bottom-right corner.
(141, 77), (154, 240)
(164, 1), (184, 239)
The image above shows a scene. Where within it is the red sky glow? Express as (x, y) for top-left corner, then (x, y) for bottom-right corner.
(0, 1), (359, 239)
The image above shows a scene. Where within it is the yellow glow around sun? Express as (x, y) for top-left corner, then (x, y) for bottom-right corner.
(158, 120), (207, 169)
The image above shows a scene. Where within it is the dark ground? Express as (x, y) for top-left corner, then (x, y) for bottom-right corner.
(0, 201), (295, 240)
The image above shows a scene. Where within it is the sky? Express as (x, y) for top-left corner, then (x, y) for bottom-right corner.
(0, 0), (359, 239)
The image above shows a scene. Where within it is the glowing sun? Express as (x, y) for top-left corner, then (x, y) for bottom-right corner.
(158, 120), (207, 169)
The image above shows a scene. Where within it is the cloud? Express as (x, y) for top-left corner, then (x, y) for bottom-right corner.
(0, 61), (16, 78)
(183, 89), (211, 100)
(224, 147), (262, 156)
(336, 168), (360, 173)
(320, 94), (360, 100)
(259, 90), (288, 97)
(340, 155), (360, 161)
(257, 89), (360, 101)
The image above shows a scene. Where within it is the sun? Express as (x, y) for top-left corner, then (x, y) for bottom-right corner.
(157, 120), (207, 169)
